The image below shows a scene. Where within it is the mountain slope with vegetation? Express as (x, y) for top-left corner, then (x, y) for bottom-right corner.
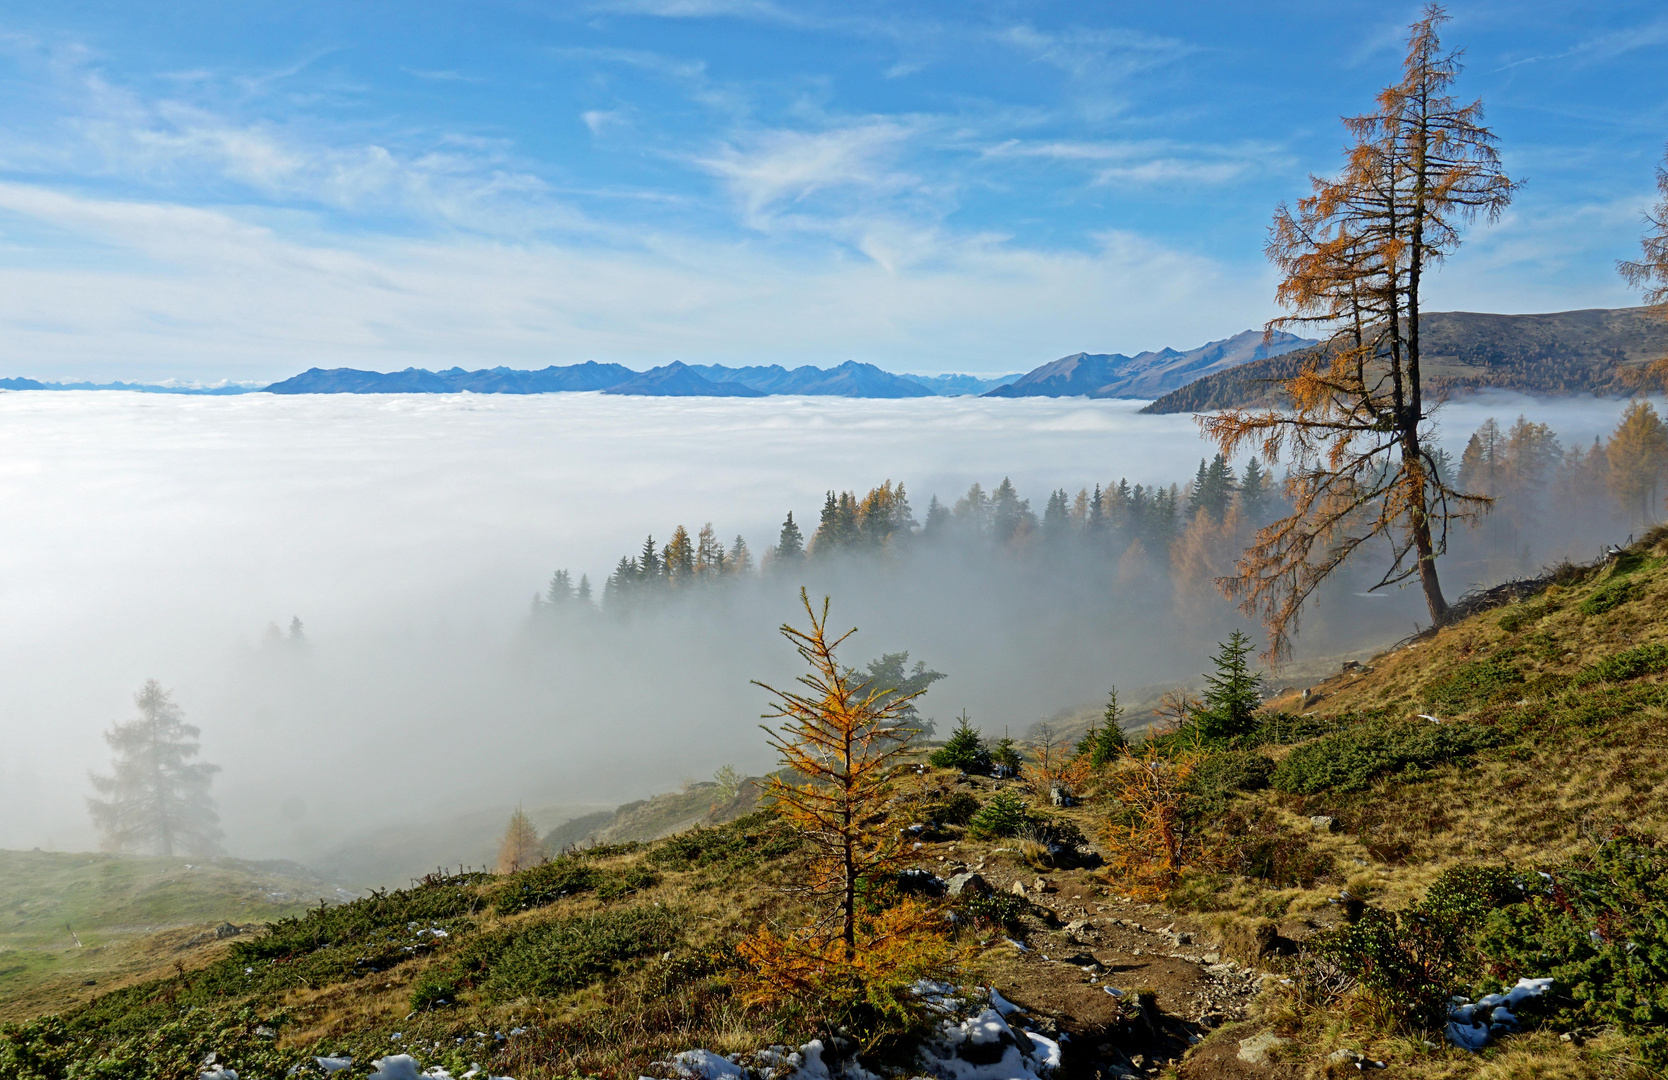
(1142, 306), (1668, 414)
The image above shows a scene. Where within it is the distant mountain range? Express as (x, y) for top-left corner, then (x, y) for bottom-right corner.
(0, 377), (250, 395)
(10, 309), (1656, 404)
(264, 362), (634, 394)
(260, 359), (1002, 398)
(983, 329), (1316, 399)
(1141, 307), (1668, 414)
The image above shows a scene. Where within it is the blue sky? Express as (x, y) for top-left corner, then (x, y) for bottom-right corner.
(0, 1), (1663, 381)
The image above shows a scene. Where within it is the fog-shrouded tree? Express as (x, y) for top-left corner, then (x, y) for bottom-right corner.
(87, 680), (222, 857)
(664, 525), (695, 584)
(845, 651), (946, 739)
(496, 805), (546, 874)
(1201, 5), (1516, 658)
(774, 511), (805, 565)
(1607, 401), (1668, 525)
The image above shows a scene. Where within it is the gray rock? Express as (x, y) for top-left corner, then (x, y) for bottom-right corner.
(1237, 1032), (1289, 1065)
(214, 922), (242, 939)
(946, 872), (991, 897)
(1309, 815), (1337, 833)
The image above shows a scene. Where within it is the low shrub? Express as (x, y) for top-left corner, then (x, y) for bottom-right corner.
(1473, 835), (1668, 1064)
(1185, 750), (1274, 815)
(447, 906), (684, 1003)
(1271, 719), (1502, 795)
(966, 790), (1032, 840)
(952, 890), (1029, 931)
(1246, 713), (1347, 747)
(1315, 864), (1525, 1031)
(230, 874), (483, 963)
(1423, 655), (1524, 711)
(1498, 599), (1557, 634)
(646, 812), (799, 870)
(920, 790), (980, 827)
(1580, 578), (1641, 616)
(1571, 642), (1668, 687)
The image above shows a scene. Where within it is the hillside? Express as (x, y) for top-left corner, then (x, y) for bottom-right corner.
(0, 852), (348, 1023)
(8, 531), (1668, 1078)
(984, 330), (1314, 399)
(1142, 306), (1668, 413)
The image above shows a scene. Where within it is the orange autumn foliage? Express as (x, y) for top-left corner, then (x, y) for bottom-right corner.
(739, 591), (956, 1030)
(1201, 5), (1515, 659)
(1101, 745), (1201, 901)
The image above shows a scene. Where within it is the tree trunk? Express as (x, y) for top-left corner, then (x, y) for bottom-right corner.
(1411, 505), (1448, 625)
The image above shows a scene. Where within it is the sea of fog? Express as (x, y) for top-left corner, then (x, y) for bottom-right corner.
(0, 389), (1645, 868)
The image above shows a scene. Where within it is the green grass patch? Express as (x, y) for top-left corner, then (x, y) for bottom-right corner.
(1423, 654), (1524, 711)
(1498, 599), (1558, 634)
(1571, 642), (1668, 688)
(445, 906), (683, 1004)
(1580, 578), (1642, 616)
(1271, 719), (1503, 795)
(645, 812), (799, 871)
(491, 859), (656, 915)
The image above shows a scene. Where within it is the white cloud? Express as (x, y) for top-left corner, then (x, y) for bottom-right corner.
(0, 182), (1274, 381)
(695, 121), (926, 227)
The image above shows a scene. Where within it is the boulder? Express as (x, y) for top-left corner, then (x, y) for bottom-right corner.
(946, 872), (992, 897)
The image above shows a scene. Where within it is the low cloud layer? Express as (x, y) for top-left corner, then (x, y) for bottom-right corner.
(0, 390), (1641, 872)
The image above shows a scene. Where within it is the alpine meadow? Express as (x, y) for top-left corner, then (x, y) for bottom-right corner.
(2, 4), (1668, 1080)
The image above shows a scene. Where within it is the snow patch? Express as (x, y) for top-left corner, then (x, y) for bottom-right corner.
(1446, 977), (1553, 1050)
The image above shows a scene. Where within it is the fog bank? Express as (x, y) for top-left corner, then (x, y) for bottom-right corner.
(0, 390), (1643, 873)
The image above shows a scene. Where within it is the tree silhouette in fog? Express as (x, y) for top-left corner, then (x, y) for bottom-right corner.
(87, 680), (222, 857)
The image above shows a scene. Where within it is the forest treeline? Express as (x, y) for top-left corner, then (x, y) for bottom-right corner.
(533, 401), (1668, 624)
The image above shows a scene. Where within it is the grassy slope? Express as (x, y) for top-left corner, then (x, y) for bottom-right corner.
(1163, 528), (1668, 1077)
(0, 852), (342, 1022)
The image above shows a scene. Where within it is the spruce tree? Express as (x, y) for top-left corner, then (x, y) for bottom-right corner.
(1193, 631), (1263, 742)
(728, 535), (753, 574)
(1240, 456), (1269, 523)
(1042, 489), (1071, 540)
(87, 681), (222, 856)
(1186, 458), (1210, 519)
(929, 711), (990, 773)
(1087, 483), (1106, 542)
(638, 535), (661, 583)
(991, 735), (1023, 777)
(775, 512), (805, 563)
(576, 574), (593, 607)
(545, 569), (574, 605)
(922, 495), (951, 538)
(1076, 689), (1129, 767)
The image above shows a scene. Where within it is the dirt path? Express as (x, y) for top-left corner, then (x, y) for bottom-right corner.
(906, 854), (1282, 1079)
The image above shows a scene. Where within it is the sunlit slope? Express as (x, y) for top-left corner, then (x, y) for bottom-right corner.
(1260, 529), (1668, 888)
(0, 851), (342, 1019)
